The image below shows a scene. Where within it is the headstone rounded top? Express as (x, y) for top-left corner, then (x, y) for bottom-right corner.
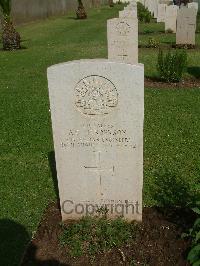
(47, 59), (143, 72)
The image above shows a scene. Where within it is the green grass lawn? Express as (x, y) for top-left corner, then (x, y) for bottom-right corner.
(0, 4), (200, 266)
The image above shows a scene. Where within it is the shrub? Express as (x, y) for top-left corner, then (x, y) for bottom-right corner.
(137, 2), (152, 23)
(182, 200), (200, 266)
(157, 49), (187, 83)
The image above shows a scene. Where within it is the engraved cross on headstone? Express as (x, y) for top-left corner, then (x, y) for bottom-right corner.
(84, 151), (115, 195)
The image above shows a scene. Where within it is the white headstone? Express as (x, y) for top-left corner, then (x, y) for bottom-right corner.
(107, 18), (138, 64)
(148, 0), (158, 16)
(125, 3), (137, 11)
(145, 0), (150, 10)
(125, 2), (137, 8)
(188, 2), (198, 15)
(128, 0), (137, 6)
(159, 0), (173, 4)
(145, 0), (154, 14)
(47, 59), (144, 222)
(150, 0), (158, 18)
(176, 7), (196, 45)
(145, 0), (160, 16)
(157, 4), (167, 22)
(165, 5), (179, 33)
(119, 9), (137, 18)
(129, 0), (137, 5)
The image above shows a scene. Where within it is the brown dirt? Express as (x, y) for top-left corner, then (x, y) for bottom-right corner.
(145, 77), (200, 89)
(21, 202), (195, 266)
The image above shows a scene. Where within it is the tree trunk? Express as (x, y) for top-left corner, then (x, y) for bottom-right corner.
(2, 20), (21, 50)
(109, 0), (114, 7)
(76, 0), (87, 19)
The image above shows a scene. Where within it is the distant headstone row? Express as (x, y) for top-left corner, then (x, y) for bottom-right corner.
(176, 7), (196, 45)
(48, 0), (144, 222)
(165, 5), (178, 33)
(144, 0), (198, 45)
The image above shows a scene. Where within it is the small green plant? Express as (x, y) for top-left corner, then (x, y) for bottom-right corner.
(157, 49), (187, 83)
(147, 37), (160, 48)
(182, 201), (200, 266)
(137, 2), (152, 23)
(60, 216), (137, 258)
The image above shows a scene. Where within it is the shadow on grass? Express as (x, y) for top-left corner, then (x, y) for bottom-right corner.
(0, 219), (30, 266)
(21, 243), (69, 266)
(67, 16), (78, 20)
(145, 75), (163, 82)
(139, 44), (172, 49)
(0, 46), (27, 52)
(187, 66), (200, 79)
(150, 167), (198, 209)
(162, 41), (175, 45)
(0, 218), (68, 265)
(48, 151), (59, 201)
(157, 30), (165, 34)
(139, 30), (154, 35)
(155, 205), (197, 231)
(149, 166), (200, 230)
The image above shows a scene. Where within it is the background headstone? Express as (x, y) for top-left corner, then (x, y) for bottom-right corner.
(48, 59), (144, 222)
(165, 5), (179, 32)
(144, 0), (150, 10)
(147, 0), (158, 16)
(124, 2), (137, 10)
(157, 3), (167, 22)
(128, 0), (137, 6)
(107, 18), (138, 64)
(145, 0), (154, 14)
(119, 9), (137, 18)
(159, 0), (173, 4)
(152, 0), (159, 18)
(176, 7), (196, 45)
(188, 2), (198, 15)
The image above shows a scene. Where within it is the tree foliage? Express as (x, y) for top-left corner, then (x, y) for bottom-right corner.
(0, 0), (12, 21)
